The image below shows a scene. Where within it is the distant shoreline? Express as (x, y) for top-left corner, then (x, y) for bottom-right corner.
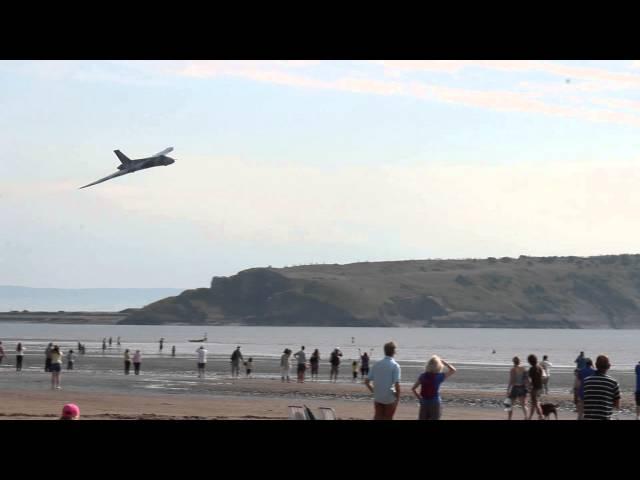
(2, 312), (640, 328)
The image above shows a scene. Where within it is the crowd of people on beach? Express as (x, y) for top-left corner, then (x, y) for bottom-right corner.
(2, 336), (639, 421)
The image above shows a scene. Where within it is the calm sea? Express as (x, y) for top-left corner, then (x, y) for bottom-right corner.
(1, 323), (638, 371)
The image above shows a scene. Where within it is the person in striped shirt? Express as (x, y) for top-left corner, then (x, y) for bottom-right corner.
(582, 355), (620, 420)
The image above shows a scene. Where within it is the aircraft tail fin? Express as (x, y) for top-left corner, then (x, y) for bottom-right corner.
(114, 150), (131, 165)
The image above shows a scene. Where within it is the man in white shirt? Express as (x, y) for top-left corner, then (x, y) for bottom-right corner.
(540, 355), (552, 394)
(196, 346), (208, 378)
(294, 346), (307, 383)
(365, 341), (401, 420)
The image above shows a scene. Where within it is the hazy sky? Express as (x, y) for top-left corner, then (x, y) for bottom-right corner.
(3, 60), (640, 288)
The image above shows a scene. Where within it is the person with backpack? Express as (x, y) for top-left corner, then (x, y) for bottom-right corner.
(231, 346), (243, 378)
(329, 348), (342, 383)
(411, 355), (456, 420)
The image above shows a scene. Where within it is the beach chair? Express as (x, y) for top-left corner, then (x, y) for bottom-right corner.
(288, 405), (309, 420)
(317, 407), (337, 420)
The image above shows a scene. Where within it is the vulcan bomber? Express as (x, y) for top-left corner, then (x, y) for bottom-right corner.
(79, 147), (175, 189)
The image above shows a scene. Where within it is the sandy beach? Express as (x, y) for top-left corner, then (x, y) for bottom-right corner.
(1, 362), (637, 420)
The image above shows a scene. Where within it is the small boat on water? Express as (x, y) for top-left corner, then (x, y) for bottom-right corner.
(188, 333), (207, 343)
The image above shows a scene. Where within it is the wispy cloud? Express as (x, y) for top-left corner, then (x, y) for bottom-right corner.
(9, 60), (640, 128)
(144, 60), (640, 129)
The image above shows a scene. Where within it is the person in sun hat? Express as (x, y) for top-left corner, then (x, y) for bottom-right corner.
(60, 403), (80, 420)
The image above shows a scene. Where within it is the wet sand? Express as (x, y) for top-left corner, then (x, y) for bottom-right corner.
(1, 370), (637, 420)
(1, 352), (637, 420)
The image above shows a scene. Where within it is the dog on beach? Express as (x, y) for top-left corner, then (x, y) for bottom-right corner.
(540, 403), (558, 420)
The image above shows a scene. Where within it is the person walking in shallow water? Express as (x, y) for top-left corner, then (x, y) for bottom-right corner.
(231, 346), (243, 378)
(309, 349), (320, 381)
(16, 342), (25, 372)
(124, 349), (131, 375)
(196, 346), (207, 378)
(50, 345), (63, 390)
(67, 349), (75, 370)
(132, 350), (142, 375)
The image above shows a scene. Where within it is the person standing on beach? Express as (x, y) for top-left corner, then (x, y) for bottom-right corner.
(50, 345), (63, 390)
(108, 337), (112, 347)
(582, 355), (620, 420)
(124, 349), (131, 375)
(309, 349), (320, 381)
(16, 342), (25, 372)
(102, 339), (106, 352)
(527, 354), (544, 420)
(540, 355), (552, 394)
(365, 342), (401, 420)
(171, 346), (176, 357)
(360, 350), (370, 380)
(117, 336), (121, 347)
(245, 358), (253, 377)
(45, 343), (53, 372)
(576, 358), (595, 420)
(635, 360), (640, 420)
(132, 350), (142, 375)
(196, 346), (208, 378)
(280, 348), (292, 382)
(352, 360), (359, 382)
(67, 349), (75, 370)
(411, 355), (457, 420)
(0, 341), (5, 364)
(159, 338), (164, 352)
(575, 351), (587, 370)
(506, 356), (529, 420)
(294, 346), (307, 383)
(329, 348), (342, 383)
(231, 346), (243, 378)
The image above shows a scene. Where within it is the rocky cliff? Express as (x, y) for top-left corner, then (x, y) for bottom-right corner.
(121, 254), (640, 328)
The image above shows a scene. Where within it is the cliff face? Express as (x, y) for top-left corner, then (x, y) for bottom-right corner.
(122, 255), (640, 328)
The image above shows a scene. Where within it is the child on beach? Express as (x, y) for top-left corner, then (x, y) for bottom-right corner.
(352, 360), (358, 382)
(60, 403), (80, 420)
(16, 342), (25, 371)
(67, 349), (75, 370)
(245, 358), (253, 377)
(132, 350), (142, 375)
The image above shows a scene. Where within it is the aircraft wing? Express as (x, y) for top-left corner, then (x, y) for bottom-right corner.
(152, 146), (173, 157)
(79, 170), (130, 189)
